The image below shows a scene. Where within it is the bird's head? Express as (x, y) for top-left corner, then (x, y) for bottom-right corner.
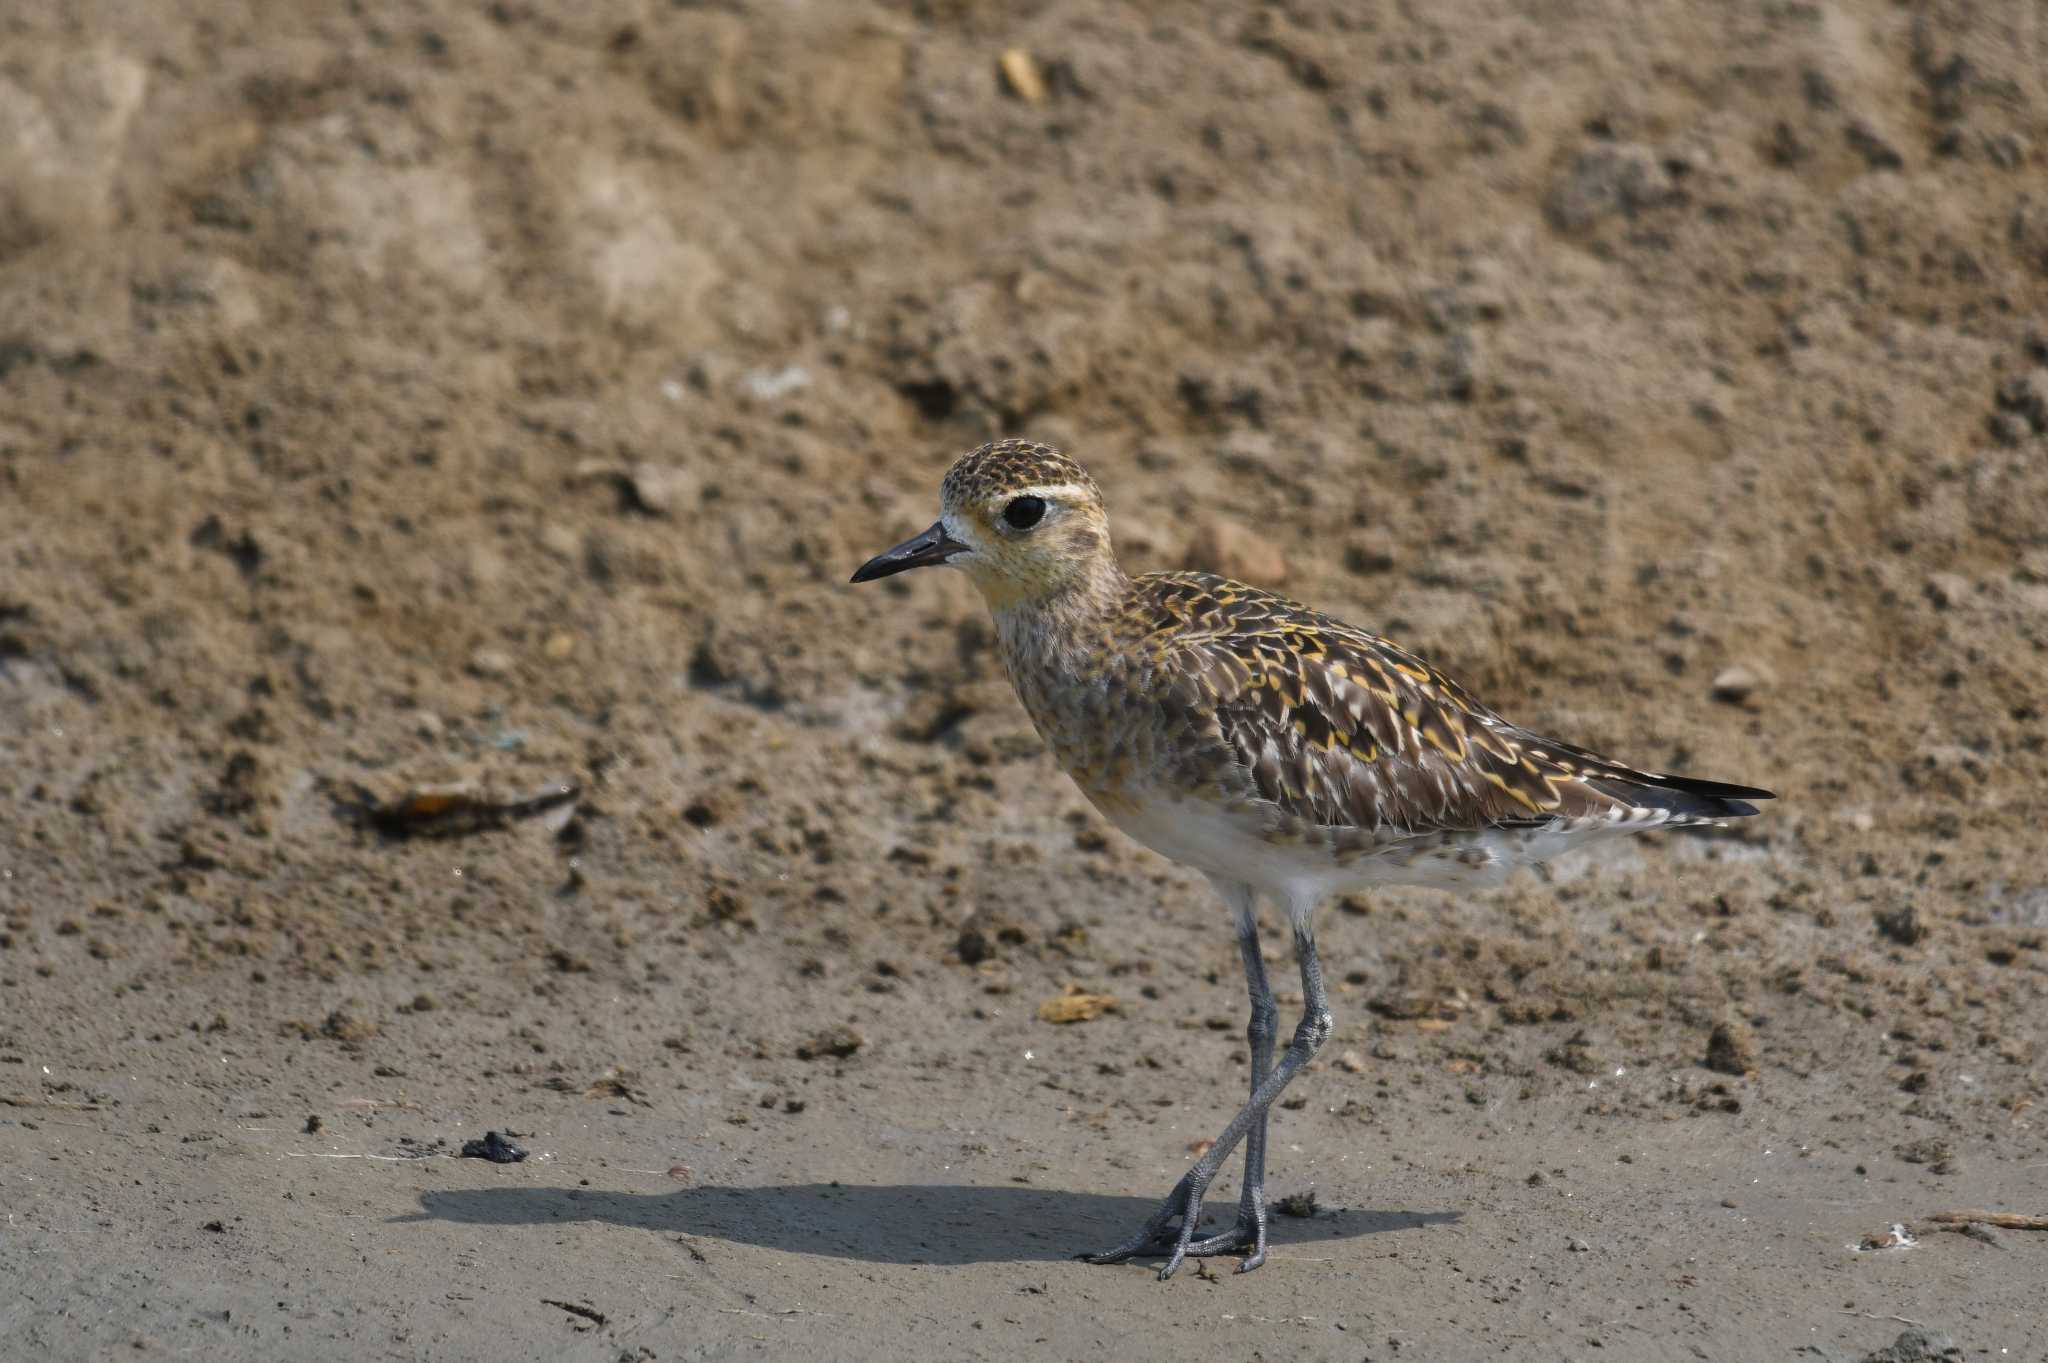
(850, 440), (1120, 610)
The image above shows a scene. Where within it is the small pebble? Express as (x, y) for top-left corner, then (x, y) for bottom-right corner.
(459, 1130), (528, 1163)
(1710, 662), (1771, 705)
(467, 647), (514, 679)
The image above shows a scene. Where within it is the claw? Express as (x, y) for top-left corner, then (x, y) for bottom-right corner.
(1083, 1183), (1270, 1277)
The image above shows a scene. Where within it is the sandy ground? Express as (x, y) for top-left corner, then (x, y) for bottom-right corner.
(3, 1), (2047, 1358)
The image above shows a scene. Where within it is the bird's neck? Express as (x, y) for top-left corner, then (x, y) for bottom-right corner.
(986, 555), (1131, 676)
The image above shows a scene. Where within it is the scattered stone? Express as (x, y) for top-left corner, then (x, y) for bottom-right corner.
(0, 46), (151, 251)
(1993, 369), (2048, 434)
(303, 1114), (322, 1135)
(1335, 1049), (1368, 1074)
(796, 1025), (863, 1059)
(1857, 1329), (1960, 1363)
(1343, 545), (1395, 576)
(573, 459), (696, 515)
(1544, 1029), (1600, 1075)
(956, 925), (995, 966)
(1703, 1021), (1757, 1076)
(319, 1009), (378, 1044)
(1710, 662), (1772, 705)
(1875, 904), (1925, 946)
(1921, 574), (1971, 611)
(740, 364), (810, 401)
(1953, 1221), (2004, 1248)
(1543, 143), (1674, 233)
(1844, 121), (1905, 171)
(459, 1130), (528, 1163)
(466, 646), (514, 679)
(1566, 1235), (1591, 1252)
(1895, 1135), (1952, 1168)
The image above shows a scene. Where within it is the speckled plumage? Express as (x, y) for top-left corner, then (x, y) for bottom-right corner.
(924, 437), (1768, 899)
(999, 566), (1766, 891)
(851, 439), (1772, 1278)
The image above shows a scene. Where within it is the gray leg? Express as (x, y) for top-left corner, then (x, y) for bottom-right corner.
(1178, 910), (1277, 1266)
(1083, 917), (1332, 1279)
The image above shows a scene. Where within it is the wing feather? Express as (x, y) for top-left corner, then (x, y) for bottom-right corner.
(1124, 572), (1769, 835)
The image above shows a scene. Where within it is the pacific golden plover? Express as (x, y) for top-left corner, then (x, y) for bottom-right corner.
(851, 439), (1772, 1279)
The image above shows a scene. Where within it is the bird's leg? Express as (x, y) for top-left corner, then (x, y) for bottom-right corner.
(1082, 920), (1332, 1279)
(1177, 918), (1278, 1265)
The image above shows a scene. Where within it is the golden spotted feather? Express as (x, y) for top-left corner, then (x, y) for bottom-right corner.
(1117, 573), (1767, 838)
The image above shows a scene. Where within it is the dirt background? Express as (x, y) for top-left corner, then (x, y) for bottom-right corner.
(3, 0), (2046, 1358)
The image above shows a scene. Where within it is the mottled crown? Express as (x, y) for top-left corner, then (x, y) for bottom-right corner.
(940, 440), (1100, 507)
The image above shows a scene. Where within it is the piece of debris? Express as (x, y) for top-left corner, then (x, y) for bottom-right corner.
(582, 1070), (649, 1105)
(1853, 1223), (1918, 1252)
(1923, 1209), (2048, 1231)
(666, 1164), (693, 1183)
(1036, 985), (1118, 1024)
(459, 1130), (528, 1163)
(303, 1114), (322, 1135)
(349, 782), (580, 839)
(1275, 1189), (1319, 1218)
(998, 48), (1046, 104)
(541, 1299), (606, 1331)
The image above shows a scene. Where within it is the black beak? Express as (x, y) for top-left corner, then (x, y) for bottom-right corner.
(849, 521), (969, 583)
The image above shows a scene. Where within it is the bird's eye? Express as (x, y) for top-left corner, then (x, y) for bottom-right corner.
(1002, 496), (1047, 530)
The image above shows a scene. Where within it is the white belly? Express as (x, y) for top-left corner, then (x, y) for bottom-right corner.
(1090, 788), (1673, 905)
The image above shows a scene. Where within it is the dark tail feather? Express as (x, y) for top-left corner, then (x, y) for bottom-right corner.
(1597, 771), (1774, 821)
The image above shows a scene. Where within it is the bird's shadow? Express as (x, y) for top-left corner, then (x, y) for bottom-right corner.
(398, 1181), (1458, 1266)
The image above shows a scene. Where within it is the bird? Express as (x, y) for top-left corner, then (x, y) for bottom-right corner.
(850, 439), (1772, 1280)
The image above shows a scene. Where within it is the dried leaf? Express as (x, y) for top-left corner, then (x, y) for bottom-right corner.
(1037, 986), (1117, 1024)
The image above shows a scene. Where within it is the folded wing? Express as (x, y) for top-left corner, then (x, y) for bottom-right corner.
(1130, 573), (1770, 835)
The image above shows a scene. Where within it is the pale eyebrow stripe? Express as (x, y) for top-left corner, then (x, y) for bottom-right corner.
(1003, 482), (1094, 501)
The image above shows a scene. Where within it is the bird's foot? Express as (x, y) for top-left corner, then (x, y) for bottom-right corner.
(1183, 1209), (1268, 1273)
(1080, 1182), (1267, 1278)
